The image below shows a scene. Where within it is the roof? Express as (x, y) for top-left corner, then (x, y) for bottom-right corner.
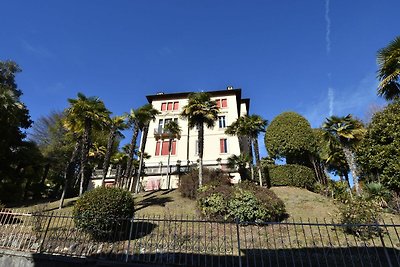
(146, 88), (242, 102)
(145, 88), (249, 115)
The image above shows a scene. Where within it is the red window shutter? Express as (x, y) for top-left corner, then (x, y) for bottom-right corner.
(161, 103), (166, 111)
(167, 102), (173, 110)
(173, 102), (179, 110)
(161, 141), (169, 155)
(171, 140), (177, 155)
(155, 141), (161, 156)
(216, 99), (221, 108)
(220, 139), (225, 153)
(221, 99), (227, 108)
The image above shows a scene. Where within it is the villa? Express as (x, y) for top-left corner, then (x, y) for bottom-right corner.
(140, 86), (251, 190)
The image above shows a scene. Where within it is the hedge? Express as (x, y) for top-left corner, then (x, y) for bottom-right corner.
(268, 164), (315, 189)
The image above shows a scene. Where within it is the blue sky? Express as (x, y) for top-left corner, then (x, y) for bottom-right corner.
(2, 0), (399, 157)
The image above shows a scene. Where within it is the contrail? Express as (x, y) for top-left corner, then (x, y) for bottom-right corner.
(325, 0), (331, 54)
(328, 87), (334, 116)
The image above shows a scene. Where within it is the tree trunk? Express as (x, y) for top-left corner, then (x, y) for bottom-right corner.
(167, 139), (172, 189)
(252, 137), (264, 187)
(40, 163), (50, 188)
(102, 127), (116, 187)
(247, 137), (255, 181)
(79, 119), (92, 196)
(59, 139), (81, 209)
(198, 124), (204, 187)
(126, 122), (139, 190)
(342, 146), (360, 195)
(134, 124), (149, 193)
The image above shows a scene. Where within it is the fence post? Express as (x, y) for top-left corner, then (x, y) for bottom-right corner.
(236, 218), (243, 267)
(125, 215), (135, 263)
(38, 212), (53, 253)
(377, 221), (393, 267)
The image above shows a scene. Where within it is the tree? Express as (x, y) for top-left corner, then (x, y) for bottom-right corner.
(155, 120), (182, 189)
(125, 104), (159, 190)
(131, 104), (160, 193)
(101, 115), (127, 186)
(227, 154), (251, 181)
(265, 112), (315, 164)
(181, 92), (219, 186)
(226, 114), (268, 187)
(322, 115), (365, 194)
(0, 60), (36, 202)
(357, 101), (400, 192)
(377, 36), (400, 100)
(30, 111), (77, 200)
(64, 93), (110, 196)
(264, 112), (325, 184)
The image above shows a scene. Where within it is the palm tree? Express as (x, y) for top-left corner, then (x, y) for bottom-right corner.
(322, 115), (365, 194)
(64, 93), (110, 196)
(132, 104), (160, 193)
(377, 36), (400, 100)
(125, 104), (159, 191)
(155, 120), (182, 189)
(227, 154), (251, 181)
(101, 115), (127, 186)
(225, 114), (268, 187)
(181, 92), (219, 186)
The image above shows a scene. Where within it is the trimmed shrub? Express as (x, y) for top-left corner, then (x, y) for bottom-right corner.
(179, 168), (231, 199)
(268, 164), (315, 189)
(338, 197), (382, 239)
(197, 182), (286, 222)
(73, 187), (134, 240)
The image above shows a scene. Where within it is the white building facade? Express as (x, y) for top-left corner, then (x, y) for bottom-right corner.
(140, 87), (250, 190)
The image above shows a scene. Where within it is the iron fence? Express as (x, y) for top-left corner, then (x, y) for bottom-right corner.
(0, 209), (399, 267)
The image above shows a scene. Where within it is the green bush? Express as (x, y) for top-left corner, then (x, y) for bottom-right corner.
(268, 164), (315, 189)
(364, 182), (391, 208)
(73, 187), (134, 240)
(338, 197), (382, 239)
(179, 168), (231, 199)
(329, 181), (352, 203)
(197, 182), (286, 222)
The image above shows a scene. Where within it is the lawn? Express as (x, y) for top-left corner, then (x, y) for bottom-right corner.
(6, 186), (400, 224)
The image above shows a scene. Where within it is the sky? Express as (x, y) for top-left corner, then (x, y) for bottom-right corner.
(2, 0), (399, 157)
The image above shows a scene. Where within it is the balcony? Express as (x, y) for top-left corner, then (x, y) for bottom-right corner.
(154, 127), (175, 140)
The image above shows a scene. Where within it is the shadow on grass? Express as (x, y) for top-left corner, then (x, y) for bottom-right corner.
(135, 195), (173, 212)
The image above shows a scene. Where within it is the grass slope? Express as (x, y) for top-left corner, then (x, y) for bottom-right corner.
(271, 186), (338, 220)
(7, 186), (400, 223)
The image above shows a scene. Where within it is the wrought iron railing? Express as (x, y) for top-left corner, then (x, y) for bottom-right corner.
(0, 209), (399, 267)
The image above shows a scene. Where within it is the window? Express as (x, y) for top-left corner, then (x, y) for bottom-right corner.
(194, 140), (199, 155)
(218, 116), (226, 128)
(167, 102), (173, 111)
(155, 140), (177, 156)
(158, 118), (178, 133)
(155, 141), (161, 156)
(221, 99), (227, 108)
(161, 141), (169, 155)
(161, 101), (179, 111)
(171, 140), (177, 155)
(215, 98), (228, 109)
(220, 139), (228, 153)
